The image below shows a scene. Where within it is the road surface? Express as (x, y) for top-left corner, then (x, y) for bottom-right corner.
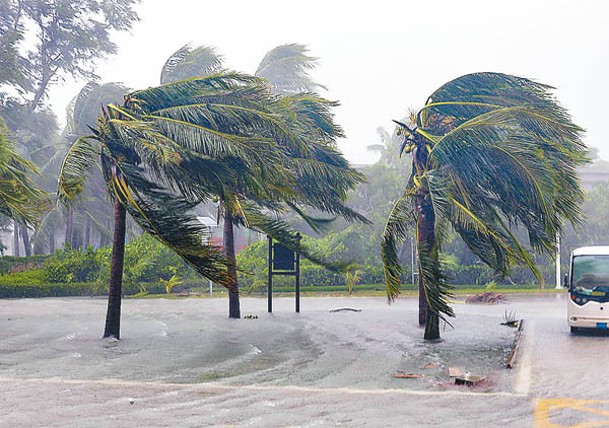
(0, 294), (606, 427)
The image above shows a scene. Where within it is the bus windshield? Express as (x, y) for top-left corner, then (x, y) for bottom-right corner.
(572, 255), (609, 293)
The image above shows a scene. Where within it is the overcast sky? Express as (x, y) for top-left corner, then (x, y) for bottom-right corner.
(49, 0), (609, 164)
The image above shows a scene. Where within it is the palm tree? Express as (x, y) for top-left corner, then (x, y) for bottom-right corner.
(255, 43), (325, 95)
(156, 44), (367, 318)
(382, 72), (587, 340)
(62, 81), (131, 249)
(139, 73), (366, 318)
(0, 118), (47, 232)
(57, 76), (266, 337)
(160, 44), (224, 85)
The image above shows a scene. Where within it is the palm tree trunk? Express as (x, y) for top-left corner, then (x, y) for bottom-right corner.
(418, 276), (428, 325)
(49, 231), (55, 253)
(413, 140), (440, 340)
(65, 207), (73, 248)
(20, 223), (31, 257)
(84, 218), (91, 247)
(103, 200), (127, 339)
(418, 192), (441, 340)
(223, 209), (240, 319)
(13, 221), (19, 257)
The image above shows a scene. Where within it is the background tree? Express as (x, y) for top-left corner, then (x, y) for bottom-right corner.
(255, 44), (325, 95)
(382, 72), (587, 340)
(0, 0), (140, 255)
(160, 45), (223, 85)
(61, 81), (131, 249)
(0, 118), (47, 233)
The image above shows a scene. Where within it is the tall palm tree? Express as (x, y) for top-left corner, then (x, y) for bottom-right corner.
(156, 44), (367, 318)
(382, 72), (587, 340)
(57, 76), (266, 337)
(135, 73), (366, 318)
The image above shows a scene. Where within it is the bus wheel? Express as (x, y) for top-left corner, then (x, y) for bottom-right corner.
(570, 326), (579, 333)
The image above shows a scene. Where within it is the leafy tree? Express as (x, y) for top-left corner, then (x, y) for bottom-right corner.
(382, 72), (587, 340)
(1, 0), (139, 255)
(0, 0), (139, 111)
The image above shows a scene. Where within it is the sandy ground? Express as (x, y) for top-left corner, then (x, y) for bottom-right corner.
(0, 296), (531, 427)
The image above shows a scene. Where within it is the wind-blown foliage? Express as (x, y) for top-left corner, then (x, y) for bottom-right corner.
(59, 71), (365, 298)
(0, 119), (47, 226)
(255, 44), (326, 95)
(382, 72), (587, 339)
(58, 100), (231, 288)
(160, 45), (224, 85)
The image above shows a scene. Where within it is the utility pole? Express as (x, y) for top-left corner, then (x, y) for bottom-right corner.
(555, 233), (562, 289)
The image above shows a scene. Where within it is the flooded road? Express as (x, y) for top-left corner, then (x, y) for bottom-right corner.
(0, 294), (605, 427)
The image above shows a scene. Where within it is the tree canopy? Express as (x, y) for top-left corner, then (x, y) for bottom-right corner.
(0, 0), (139, 110)
(0, 118), (47, 226)
(382, 72), (588, 339)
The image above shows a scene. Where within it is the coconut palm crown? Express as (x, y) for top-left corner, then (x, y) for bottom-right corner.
(382, 72), (588, 340)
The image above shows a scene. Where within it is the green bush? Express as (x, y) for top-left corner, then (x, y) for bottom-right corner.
(44, 246), (100, 283)
(97, 234), (193, 288)
(0, 282), (103, 298)
(0, 255), (48, 274)
(0, 268), (46, 286)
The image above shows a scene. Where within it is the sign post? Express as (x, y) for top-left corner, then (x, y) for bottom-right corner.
(267, 233), (301, 313)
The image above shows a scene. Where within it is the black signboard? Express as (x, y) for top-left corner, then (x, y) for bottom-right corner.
(273, 242), (296, 271)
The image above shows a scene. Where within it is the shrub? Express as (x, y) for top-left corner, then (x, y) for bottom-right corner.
(0, 255), (48, 274)
(44, 246), (100, 283)
(0, 268), (46, 286)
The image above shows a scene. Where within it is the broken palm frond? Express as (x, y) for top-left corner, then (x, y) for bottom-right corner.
(393, 372), (423, 379)
(465, 291), (506, 304)
(501, 309), (519, 327)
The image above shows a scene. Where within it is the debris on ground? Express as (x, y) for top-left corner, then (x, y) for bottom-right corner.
(243, 314), (258, 319)
(422, 362), (442, 369)
(448, 367), (465, 377)
(500, 310), (519, 327)
(329, 308), (362, 313)
(455, 375), (486, 386)
(393, 372), (423, 379)
(465, 292), (507, 304)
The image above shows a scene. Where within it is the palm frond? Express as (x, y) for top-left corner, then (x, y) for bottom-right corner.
(255, 44), (326, 94)
(57, 136), (102, 204)
(160, 44), (224, 84)
(0, 121), (49, 226)
(381, 189), (415, 301)
(242, 204), (356, 272)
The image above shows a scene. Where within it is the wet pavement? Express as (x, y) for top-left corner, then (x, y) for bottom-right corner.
(0, 294), (605, 427)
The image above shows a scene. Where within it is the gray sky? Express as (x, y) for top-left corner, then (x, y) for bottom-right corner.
(49, 0), (609, 164)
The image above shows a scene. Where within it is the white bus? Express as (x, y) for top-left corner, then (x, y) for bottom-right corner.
(566, 246), (609, 333)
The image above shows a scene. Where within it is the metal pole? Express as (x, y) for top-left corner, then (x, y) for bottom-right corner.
(295, 233), (301, 313)
(209, 280), (212, 298)
(268, 235), (273, 312)
(555, 233), (562, 289)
